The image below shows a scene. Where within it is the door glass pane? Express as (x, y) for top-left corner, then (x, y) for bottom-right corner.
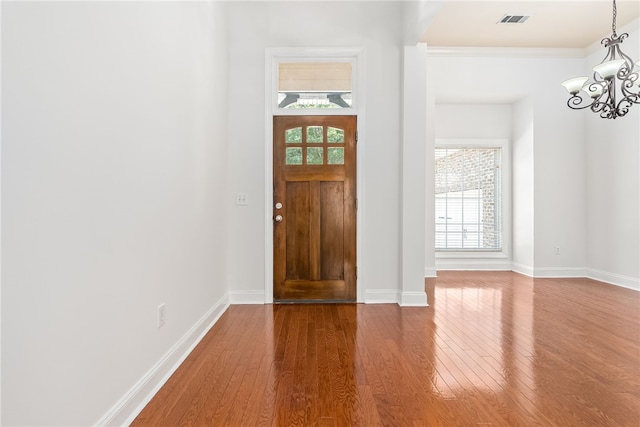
(327, 127), (344, 143)
(285, 127), (302, 143)
(286, 147), (303, 165)
(327, 147), (344, 165)
(307, 147), (323, 165)
(307, 126), (323, 143)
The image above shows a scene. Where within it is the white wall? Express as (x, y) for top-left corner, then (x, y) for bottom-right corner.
(512, 98), (535, 273)
(532, 76), (587, 276)
(426, 51), (587, 275)
(425, 48), (437, 277)
(226, 2), (406, 299)
(402, 1), (443, 45)
(435, 104), (512, 139)
(1, 2), (229, 425)
(585, 23), (640, 289)
(401, 45), (428, 305)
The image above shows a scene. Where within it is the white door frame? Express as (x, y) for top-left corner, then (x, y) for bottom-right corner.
(264, 47), (366, 303)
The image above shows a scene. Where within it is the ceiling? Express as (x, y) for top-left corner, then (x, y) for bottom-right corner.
(421, 1), (640, 49)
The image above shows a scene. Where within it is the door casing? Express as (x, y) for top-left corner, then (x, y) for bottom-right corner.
(264, 47), (365, 303)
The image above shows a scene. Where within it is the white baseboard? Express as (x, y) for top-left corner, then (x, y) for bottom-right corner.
(587, 269), (640, 291)
(229, 290), (265, 304)
(364, 289), (401, 304)
(96, 293), (230, 426)
(435, 259), (512, 271)
(533, 267), (587, 278)
(424, 267), (437, 278)
(399, 291), (429, 307)
(511, 263), (534, 277)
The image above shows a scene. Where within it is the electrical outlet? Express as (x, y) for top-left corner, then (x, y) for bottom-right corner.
(555, 246), (561, 255)
(236, 193), (248, 206)
(158, 304), (166, 328)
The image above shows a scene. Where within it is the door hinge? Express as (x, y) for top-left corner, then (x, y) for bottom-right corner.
(355, 198), (358, 211)
(355, 131), (358, 143)
(356, 266), (358, 280)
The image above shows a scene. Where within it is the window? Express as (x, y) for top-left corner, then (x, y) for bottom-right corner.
(284, 126), (346, 166)
(435, 146), (502, 251)
(277, 62), (352, 109)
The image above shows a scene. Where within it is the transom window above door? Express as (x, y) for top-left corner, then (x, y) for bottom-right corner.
(278, 62), (352, 109)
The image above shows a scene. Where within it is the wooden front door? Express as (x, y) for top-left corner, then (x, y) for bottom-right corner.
(273, 116), (357, 302)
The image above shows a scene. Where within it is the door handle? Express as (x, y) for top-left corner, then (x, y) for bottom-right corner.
(274, 215), (283, 222)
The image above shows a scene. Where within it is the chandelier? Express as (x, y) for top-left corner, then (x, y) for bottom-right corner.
(561, 0), (640, 119)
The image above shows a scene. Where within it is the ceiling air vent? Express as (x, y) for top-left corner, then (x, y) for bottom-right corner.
(498, 15), (530, 24)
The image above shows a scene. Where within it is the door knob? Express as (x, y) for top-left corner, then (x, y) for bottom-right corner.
(274, 215), (283, 222)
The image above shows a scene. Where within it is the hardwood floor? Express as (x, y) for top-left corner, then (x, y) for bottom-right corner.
(132, 272), (640, 426)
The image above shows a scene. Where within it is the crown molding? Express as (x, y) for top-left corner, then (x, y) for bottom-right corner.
(427, 46), (587, 59)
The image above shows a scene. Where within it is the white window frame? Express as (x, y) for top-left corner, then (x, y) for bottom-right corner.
(270, 49), (359, 116)
(435, 138), (511, 269)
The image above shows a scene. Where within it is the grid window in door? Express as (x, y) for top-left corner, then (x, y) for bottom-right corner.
(435, 147), (502, 251)
(284, 126), (346, 166)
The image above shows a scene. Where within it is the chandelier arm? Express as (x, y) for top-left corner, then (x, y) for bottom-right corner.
(605, 79), (616, 110)
(566, 94), (596, 110)
(597, 41), (614, 77)
(620, 74), (639, 97)
(597, 100), (617, 118)
(614, 97), (634, 118)
(588, 81), (617, 116)
(618, 93), (640, 107)
(614, 37), (633, 76)
(591, 99), (609, 114)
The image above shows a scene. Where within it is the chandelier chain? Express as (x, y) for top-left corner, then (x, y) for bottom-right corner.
(612, 0), (617, 36)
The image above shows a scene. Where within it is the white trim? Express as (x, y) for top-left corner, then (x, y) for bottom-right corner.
(400, 292), (429, 307)
(96, 294), (230, 426)
(269, 48), (360, 114)
(355, 50), (366, 304)
(364, 289), (401, 304)
(436, 259), (513, 271)
(424, 268), (438, 278)
(427, 46), (586, 59)
(435, 252), (509, 259)
(229, 290), (266, 304)
(434, 138), (512, 263)
(265, 47), (366, 304)
(511, 262), (534, 277)
(401, 44), (428, 306)
(587, 269), (640, 291)
(531, 267), (587, 278)
(0, 1), (3, 421)
(264, 52), (274, 303)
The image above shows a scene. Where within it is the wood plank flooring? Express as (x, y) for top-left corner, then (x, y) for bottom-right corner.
(132, 272), (640, 426)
